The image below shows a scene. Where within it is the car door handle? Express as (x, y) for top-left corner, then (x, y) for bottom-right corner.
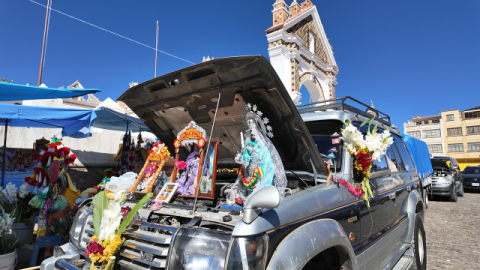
(389, 193), (396, 200)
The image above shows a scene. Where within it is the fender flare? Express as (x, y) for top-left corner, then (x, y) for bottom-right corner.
(267, 219), (359, 270)
(400, 189), (423, 244)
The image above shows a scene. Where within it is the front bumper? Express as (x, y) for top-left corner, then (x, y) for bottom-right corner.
(431, 183), (452, 196)
(40, 243), (82, 270)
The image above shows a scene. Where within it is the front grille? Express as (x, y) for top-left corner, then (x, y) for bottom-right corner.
(78, 215), (177, 270)
(118, 221), (178, 270)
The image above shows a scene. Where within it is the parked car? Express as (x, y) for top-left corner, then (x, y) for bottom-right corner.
(430, 156), (464, 201)
(461, 166), (480, 190)
(44, 56), (426, 270)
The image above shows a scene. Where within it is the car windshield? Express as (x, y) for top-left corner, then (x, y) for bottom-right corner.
(463, 167), (480, 174)
(311, 135), (343, 171)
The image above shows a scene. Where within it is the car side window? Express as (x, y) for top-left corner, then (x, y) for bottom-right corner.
(386, 147), (400, 173)
(394, 137), (415, 172)
(391, 144), (407, 171)
(370, 155), (390, 179)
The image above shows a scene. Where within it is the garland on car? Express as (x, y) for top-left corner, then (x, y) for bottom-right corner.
(340, 117), (394, 207)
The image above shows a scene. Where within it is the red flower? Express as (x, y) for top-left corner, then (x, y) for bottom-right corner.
(355, 152), (372, 172)
(86, 239), (105, 256)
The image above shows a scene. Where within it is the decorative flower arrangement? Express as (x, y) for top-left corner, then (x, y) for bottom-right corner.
(325, 161), (364, 197)
(341, 118), (394, 206)
(0, 182), (38, 224)
(87, 191), (152, 270)
(0, 206), (19, 255)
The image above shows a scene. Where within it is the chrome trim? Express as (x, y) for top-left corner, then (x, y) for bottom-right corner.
(123, 229), (172, 244)
(120, 250), (167, 268)
(123, 239), (169, 256)
(55, 259), (81, 270)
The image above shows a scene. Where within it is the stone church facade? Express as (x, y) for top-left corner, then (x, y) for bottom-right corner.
(266, 0), (338, 104)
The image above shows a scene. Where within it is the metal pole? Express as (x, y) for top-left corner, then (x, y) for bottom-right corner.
(155, 21), (159, 78)
(37, 0), (51, 86)
(1, 119), (9, 188)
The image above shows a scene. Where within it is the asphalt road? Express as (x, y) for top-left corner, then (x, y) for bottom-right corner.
(425, 189), (480, 270)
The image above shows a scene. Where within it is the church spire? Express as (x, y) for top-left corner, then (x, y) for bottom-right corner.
(289, 0), (301, 17)
(272, 0), (289, 26)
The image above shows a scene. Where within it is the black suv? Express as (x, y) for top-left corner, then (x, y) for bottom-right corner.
(461, 166), (480, 191)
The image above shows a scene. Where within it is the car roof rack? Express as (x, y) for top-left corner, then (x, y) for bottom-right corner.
(296, 96), (392, 126)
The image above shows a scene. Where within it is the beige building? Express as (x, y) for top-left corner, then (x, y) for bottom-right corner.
(441, 107), (480, 169)
(404, 115), (444, 157)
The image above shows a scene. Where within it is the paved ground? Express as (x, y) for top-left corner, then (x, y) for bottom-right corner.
(425, 189), (480, 270)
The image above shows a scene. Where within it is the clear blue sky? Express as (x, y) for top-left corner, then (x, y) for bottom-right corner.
(1, 0), (480, 130)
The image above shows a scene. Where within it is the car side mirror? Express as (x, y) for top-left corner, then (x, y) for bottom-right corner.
(243, 186), (280, 224)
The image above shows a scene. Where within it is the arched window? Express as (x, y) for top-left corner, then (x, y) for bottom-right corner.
(309, 33), (315, 54)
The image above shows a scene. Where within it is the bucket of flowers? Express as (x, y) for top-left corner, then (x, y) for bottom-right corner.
(87, 191), (152, 270)
(0, 206), (20, 270)
(0, 182), (38, 245)
(340, 117), (394, 206)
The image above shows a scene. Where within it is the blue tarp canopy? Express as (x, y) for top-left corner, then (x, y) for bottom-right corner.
(1, 103), (97, 186)
(403, 134), (433, 178)
(0, 103), (97, 138)
(93, 107), (151, 132)
(0, 81), (100, 101)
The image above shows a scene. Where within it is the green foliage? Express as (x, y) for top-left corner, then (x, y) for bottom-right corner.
(116, 193), (152, 236)
(93, 191), (109, 237)
(48, 216), (74, 242)
(0, 190), (38, 223)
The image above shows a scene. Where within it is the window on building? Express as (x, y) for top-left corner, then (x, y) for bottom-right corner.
(465, 111), (480, 119)
(432, 119), (440, 124)
(423, 129), (441, 138)
(407, 131), (421, 138)
(309, 33), (315, 54)
(447, 127), (462, 136)
(415, 122), (422, 126)
(448, 143), (464, 152)
(468, 142), (480, 152)
(427, 144), (442, 153)
(466, 125), (480, 135)
(446, 114), (454, 121)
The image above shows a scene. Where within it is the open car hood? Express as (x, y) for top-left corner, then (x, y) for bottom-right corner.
(118, 56), (326, 174)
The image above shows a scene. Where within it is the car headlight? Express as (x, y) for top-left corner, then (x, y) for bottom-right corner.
(226, 235), (267, 270)
(442, 176), (452, 185)
(69, 206), (91, 250)
(168, 228), (231, 270)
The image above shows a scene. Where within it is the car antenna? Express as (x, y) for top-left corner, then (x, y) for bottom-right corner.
(192, 89), (222, 214)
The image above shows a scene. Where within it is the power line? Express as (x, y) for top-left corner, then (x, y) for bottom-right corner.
(28, 0), (195, 65)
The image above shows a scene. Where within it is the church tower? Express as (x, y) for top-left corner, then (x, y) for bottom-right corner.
(266, 0), (338, 104)
(273, 0), (289, 26)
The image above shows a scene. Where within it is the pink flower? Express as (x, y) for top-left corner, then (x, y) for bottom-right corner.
(175, 161), (187, 170)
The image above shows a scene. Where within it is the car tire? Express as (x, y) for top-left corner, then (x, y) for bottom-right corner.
(424, 189), (429, 209)
(413, 215), (427, 270)
(457, 183), (464, 197)
(450, 186), (458, 202)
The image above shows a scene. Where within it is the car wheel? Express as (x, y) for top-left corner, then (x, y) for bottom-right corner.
(413, 215), (427, 270)
(450, 186), (458, 202)
(457, 183), (464, 197)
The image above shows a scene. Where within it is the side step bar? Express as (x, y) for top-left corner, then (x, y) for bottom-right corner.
(392, 247), (415, 270)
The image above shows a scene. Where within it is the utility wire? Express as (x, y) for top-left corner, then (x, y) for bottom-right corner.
(29, 0), (195, 65)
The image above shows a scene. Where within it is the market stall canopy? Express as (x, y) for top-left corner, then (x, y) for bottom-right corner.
(93, 106), (151, 132)
(0, 103), (97, 138)
(403, 133), (433, 177)
(0, 81), (101, 101)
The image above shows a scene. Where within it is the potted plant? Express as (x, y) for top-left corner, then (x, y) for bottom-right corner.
(0, 206), (20, 270)
(0, 183), (38, 245)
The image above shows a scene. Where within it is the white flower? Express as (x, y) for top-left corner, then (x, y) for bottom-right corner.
(252, 105), (257, 112)
(0, 211), (14, 234)
(263, 117), (269, 125)
(246, 103), (252, 110)
(257, 111), (263, 117)
(6, 183), (17, 202)
(267, 132), (274, 138)
(19, 183), (30, 198)
(266, 125), (272, 131)
(98, 201), (123, 241)
(341, 124), (365, 153)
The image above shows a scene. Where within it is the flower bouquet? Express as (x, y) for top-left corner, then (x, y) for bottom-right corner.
(341, 117), (394, 206)
(87, 191), (152, 270)
(0, 206), (19, 256)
